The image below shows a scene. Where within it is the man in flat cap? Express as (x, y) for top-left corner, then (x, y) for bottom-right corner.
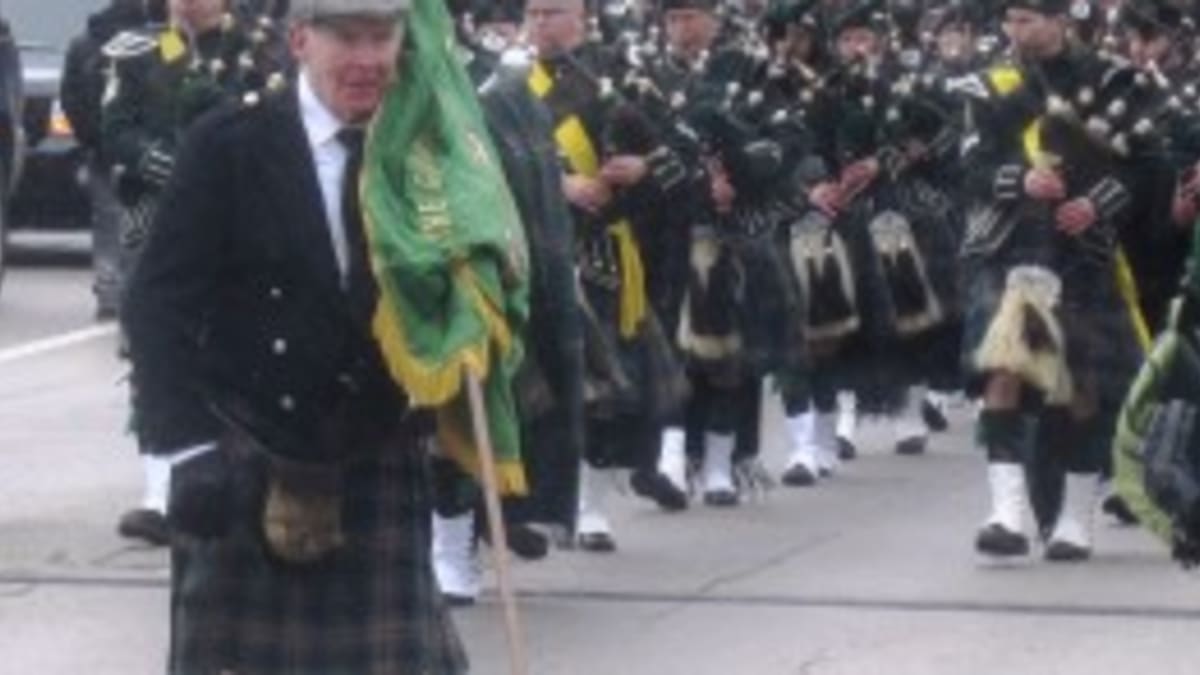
(123, 0), (469, 671)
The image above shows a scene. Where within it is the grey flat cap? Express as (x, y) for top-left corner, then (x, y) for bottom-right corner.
(289, 0), (409, 20)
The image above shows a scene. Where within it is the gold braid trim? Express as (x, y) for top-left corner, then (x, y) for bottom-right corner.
(370, 261), (513, 408)
(437, 406), (530, 496)
(1114, 249), (1153, 353)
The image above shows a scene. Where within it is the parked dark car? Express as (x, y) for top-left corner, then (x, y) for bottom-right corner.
(11, 40), (88, 233)
(5, 0), (92, 245)
(0, 13), (24, 291)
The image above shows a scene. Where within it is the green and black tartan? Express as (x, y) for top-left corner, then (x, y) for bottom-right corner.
(167, 435), (468, 675)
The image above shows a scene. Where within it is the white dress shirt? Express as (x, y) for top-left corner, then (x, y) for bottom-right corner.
(298, 68), (353, 285)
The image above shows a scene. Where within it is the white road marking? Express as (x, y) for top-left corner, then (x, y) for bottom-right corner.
(0, 324), (118, 366)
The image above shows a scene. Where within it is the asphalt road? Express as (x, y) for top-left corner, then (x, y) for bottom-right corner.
(2, 261), (1199, 675)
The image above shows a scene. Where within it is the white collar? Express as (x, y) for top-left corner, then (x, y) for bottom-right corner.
(298, 69), (344, 148)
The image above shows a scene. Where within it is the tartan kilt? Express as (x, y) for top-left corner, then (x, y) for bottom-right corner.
(579, 278), (686, 468)
(581, 278), (687, 423)
(727, 228), (807, 376)
(1060, 271), (1144, 407)
(868, 176), (965, 398)
(678, 228), (806, 384)
(167, 434), (468, 675)
(827, 192), (954, 414)
(960, 256), (1008, 393)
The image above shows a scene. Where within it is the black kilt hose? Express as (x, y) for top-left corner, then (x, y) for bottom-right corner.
(168, 434), (468, 675)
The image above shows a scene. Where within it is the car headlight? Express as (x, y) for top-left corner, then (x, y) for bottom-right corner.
(47, 99), (73, 139)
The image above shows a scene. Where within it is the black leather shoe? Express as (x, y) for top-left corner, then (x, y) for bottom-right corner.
(630, 469), (688, 512)
(922, 399), (949, 433)
(975, 523), (1030, 557)
(577, 531), (617, 553)
(442, 593), (478, 608)
(117, 508), (170, 547)
(1045, 540), (1092, 562)
(506, 524), (550, 561)
(1102, 494), (1140, 526)
(837, 437), (857, 461)
(895, 437), (928, 456)
(478, 521), (550, 560)
(703, 489), (739, 508)
(781, 463), (817, 487)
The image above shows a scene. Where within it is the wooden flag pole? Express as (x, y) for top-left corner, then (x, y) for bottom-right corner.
(465, 373), (530, 675)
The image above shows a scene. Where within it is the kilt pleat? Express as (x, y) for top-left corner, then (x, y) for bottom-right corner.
(168, 439), (468, 675)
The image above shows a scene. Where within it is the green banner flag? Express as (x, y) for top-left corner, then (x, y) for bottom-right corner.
(361, 0), (530, 494)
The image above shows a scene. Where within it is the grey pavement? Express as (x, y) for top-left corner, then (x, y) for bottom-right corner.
(2, 265), (1199, 675)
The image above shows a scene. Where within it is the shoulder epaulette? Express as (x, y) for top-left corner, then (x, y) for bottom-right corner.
(101, 30), (157, 60)
(985, 64), (1024, 97)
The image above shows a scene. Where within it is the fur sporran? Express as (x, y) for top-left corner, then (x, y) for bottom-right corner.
(789, 211), (860, 342)
(259, 456), (346, 565)
(973, 264), (1074, 404)
(868, 210), (943, 337)
(677, 228), (743, 364)
(262, 475), (345, 565)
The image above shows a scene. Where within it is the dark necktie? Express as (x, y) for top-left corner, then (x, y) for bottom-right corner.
(336, 127), (377, 325)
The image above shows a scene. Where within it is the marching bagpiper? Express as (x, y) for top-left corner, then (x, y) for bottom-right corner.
(641, 0), (753, 508)
(1115, 0), (1200, 335)
(957, 0), (1160, 561)
(646, 0), (811, 506)
(104, 0), (286, 546)
(431, 0), (581, 605)
(1072, 0), (1200, 529)
(758, 0), (858, 485)
(779, 0), (963, 482)
(525, 0), (696, 551)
